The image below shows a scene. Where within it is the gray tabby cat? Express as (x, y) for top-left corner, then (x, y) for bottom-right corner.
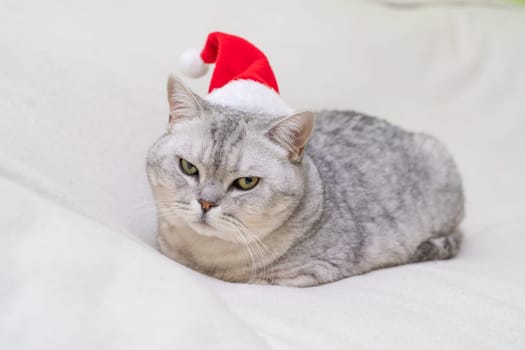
(146, 76), (464, 287)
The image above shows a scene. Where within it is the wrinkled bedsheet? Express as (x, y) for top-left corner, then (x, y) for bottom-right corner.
(1, 0), (525, 348)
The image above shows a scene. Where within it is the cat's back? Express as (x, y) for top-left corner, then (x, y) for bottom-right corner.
(307, 110), (464, 234)
(309, 110), (459, 176)
(308, 110), (414, 173)
(309, 110), (408, 155)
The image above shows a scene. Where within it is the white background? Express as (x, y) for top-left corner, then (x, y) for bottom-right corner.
(1, 0), (525, 348)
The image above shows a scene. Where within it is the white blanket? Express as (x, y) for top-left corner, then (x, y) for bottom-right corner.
(2, 0), (525, 348)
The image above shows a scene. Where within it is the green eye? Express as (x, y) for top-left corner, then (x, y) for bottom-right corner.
(235, 177), (259, 190)
(180, 158), (198, 176)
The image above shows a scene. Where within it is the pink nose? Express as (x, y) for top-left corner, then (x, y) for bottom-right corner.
(198, 199), (217, 212)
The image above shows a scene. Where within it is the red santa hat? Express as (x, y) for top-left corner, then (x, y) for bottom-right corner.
(179, 32), (293, 115)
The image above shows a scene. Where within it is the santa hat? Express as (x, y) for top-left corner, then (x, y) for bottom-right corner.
(179, 32), (293, 116)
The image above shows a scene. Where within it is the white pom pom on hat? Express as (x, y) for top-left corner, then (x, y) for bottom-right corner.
(178, 48), (209, 78)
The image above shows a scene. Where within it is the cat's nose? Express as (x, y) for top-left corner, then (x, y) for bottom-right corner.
(198, 199), (217, 213)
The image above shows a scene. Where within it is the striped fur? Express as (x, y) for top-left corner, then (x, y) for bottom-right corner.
(146, 78), (464, 287)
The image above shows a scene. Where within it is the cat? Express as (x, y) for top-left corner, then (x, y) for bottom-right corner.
(146, 76), (465, 287)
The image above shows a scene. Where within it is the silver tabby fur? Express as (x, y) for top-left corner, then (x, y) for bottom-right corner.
(146, 77), (464, 287)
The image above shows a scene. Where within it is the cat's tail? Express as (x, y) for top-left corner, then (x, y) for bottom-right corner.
(412, 229), (463, 263)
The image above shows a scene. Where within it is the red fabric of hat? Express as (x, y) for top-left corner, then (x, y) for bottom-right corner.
(199, 32), (279, 93)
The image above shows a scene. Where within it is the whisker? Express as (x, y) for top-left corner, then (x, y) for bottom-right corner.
(152, 201), (193, 220)
(220, 214), (273, 282)
(215, 218), (258, 281)
(157, 205), (190, 212)
(132, 200), (190, 212)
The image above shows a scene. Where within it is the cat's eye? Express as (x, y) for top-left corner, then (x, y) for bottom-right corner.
(234, 177), (259, 190)
(180, 158), (198, 176)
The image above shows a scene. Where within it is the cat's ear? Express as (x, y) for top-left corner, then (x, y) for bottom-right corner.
(266, 111), (315, 162)
(167, 74), (202, 126)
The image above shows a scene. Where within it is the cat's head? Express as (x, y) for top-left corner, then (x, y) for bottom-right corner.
(147, 76), (315, 243)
